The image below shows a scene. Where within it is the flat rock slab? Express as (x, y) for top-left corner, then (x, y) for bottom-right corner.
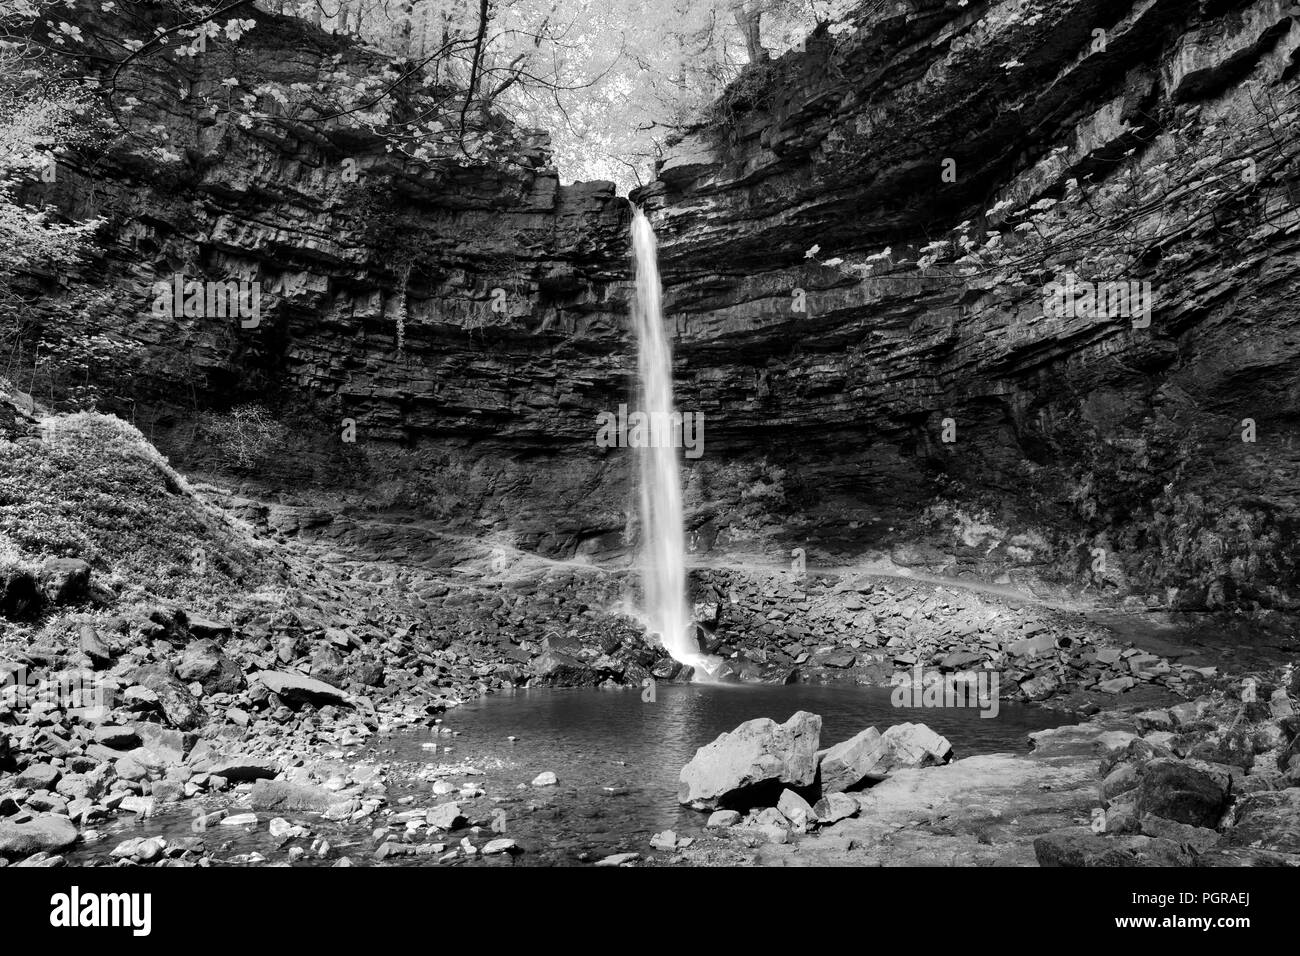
(253, 670), (348, 706)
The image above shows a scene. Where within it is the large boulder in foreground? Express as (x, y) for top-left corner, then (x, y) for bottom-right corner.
(0, 814), (79, 859)
(1135, 758), (1231, 829)
(678, 711), (821, 810)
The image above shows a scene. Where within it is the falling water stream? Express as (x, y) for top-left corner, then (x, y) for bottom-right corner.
(630, 208), (714, 675)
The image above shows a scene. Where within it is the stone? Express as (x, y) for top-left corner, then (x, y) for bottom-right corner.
(594, 852), (640, 866)
(678, 711), (821, 810)
(79, 626), (113, 668)
(818, 727), (890, 796)
(130, 667), (207, 730)
(253, 670), (348, 707)
(135, 724), (187, 765)
(0, 814), (79, 859)
(1138, 814), (1221, 853)
(530, 651), (594, 684)
(777, 789), (815, 830)
(0, 567), (41, 619)
(113, 756), (149, 782)
(879, 722), (953, 770)
(1186, 730), (1254, 771)
(250, 780), (338, 813)
(705, 810), (741, 828)
(813, 791), (859, 825)
(531, 771), (558, 787)
(1136, 759), (1231, 829)
(482, 838), (518, 855)
(1033, 830), (1193, 867)
(1221, 789), (1300, 854)
(37, 558), (91, 605)
(204, 756), (278, 782)
(649, 829), (679, 850)
(425, 803), (466, 830)
(93, 725), (139, 750)
(221, 813), (258, 827)
(16, 763), (60, 791)
(176, 639), (245, 694)
(1097, 676), (1136, 694)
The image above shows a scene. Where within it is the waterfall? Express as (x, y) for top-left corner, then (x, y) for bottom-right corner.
(630, 208), (711, 676)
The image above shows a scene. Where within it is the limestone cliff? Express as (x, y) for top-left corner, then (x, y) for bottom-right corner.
(17, 0), (1300, 613)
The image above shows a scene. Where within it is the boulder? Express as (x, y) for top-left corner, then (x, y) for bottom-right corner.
(16, 763), (60, 791)
(1136, 758), (1231, 829)
(130, 667), (207, 730)
(176, 639), (245, 694)
(678, 711), (821, 810)
(777, 789), (815, 830)
(250, 780), (338, 813)
(252, 670), (348, 707)
(93, 725), (140, 750)
(814, 792), (859, 825)
(529, 651), (595, 684)
(426, 802), (466, 830)
(203, 755), (278, 782)
(37, 558), (90, 605)
(0, 814), (79, 859)
(135, 723), (187, 765)
(879, 722), (953, 770)
(0, 568), (41, 620)
(1221, 789), (1300, 854)
(818, 726), (889, 793)
(1033, 830), (1193, 866)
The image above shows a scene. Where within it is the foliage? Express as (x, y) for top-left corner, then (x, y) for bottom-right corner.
(198, 402), (290, 470)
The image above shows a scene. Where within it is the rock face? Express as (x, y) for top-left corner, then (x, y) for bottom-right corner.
(679, 711), (822, 810)
(21, 1), (1300, 611)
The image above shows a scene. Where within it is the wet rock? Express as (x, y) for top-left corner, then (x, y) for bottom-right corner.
(1135, 759), (1231, 829)
(678, 710), (821, 810)
(530, 651), (594, 684)
(111, 836), (166, 862)
(0, 814), (78, 859)
(221, 813), (258, 827)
